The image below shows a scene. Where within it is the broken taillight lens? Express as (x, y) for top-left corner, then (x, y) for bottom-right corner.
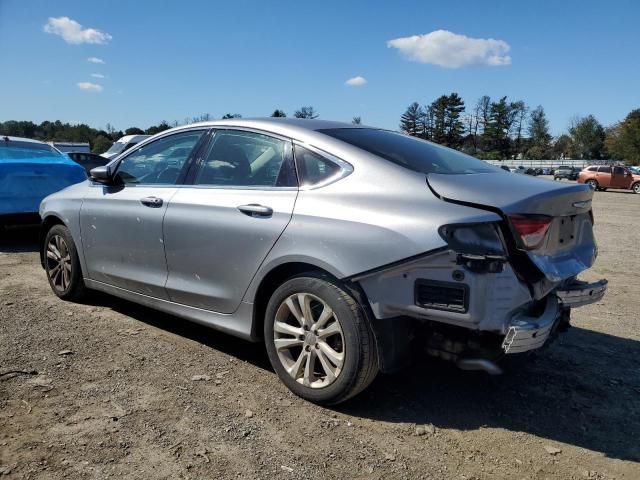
(509, 215), (552, 250)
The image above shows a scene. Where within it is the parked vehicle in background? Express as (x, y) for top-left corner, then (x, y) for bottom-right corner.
(554, 165), (580, 181)
(40, 118), (607, 404)
(49, 142), (90, 153)
(628, 166), (640, 175)
(577, 165), (640, 193)
(1, 136), (86, 227)
(500, 165), (511, 172)
(66, 152), (109, 176)
(102, 134), (151, 160)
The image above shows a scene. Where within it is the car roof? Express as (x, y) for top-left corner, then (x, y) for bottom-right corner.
(1, 135), (48, 145)
(163, 118), (370, 141)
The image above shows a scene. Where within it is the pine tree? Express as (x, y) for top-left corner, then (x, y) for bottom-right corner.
(399, 102), (423, 136)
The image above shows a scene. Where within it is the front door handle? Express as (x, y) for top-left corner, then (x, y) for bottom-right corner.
(237, 204), (273, 217)
(140, 196), (163, 208)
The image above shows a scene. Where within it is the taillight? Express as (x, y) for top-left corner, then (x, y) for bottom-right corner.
(509, 215), (552, 250)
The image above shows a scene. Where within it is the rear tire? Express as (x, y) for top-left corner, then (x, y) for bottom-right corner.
(44, 224), (86, 301)
(264, 274), (378, 405)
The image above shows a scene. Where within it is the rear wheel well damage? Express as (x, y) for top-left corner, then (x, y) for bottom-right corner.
(250, 262), (391, 371)
(39, 215), (65, 268)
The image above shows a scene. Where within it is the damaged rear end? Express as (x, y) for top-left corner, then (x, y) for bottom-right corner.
(354, 171), (607, 373)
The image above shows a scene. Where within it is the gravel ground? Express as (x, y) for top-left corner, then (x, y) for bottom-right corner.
(1, 184), (639, 479)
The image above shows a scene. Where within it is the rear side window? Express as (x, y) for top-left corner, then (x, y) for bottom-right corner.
(0, 140), (63, 160)
(319, 128), (495, 175)
(598, 166), (611, 173)
(613, 166), (626, 175)
(294, 145), (341, 186)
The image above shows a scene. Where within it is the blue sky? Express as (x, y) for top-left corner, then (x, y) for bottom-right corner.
(1, 0), (638, 135)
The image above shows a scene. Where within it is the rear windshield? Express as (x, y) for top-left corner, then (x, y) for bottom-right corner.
(105, 141), (127, 155)
(0, 140), (64, 160)
(319, 128), (496, 174)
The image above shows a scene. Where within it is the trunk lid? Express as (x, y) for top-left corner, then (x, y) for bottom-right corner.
(427, 172), (597, 282)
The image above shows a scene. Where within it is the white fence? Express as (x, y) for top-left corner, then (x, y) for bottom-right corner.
(485, 159), (613, 169)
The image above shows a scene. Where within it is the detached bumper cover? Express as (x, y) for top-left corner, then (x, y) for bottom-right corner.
(503, 278), (607, 354)
(555, 279), (608, 307)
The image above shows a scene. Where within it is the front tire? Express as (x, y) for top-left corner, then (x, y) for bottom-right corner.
(633, 182), (640, 194)
(264, 274), (378, 405)
(586, 179), (598, 190)
(44, 224), (86, 301)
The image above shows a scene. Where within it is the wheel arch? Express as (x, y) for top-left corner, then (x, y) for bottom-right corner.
(39, 215), (67, 268)
(249, 261), (341, 341)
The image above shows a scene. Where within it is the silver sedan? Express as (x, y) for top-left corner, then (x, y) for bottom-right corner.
(40, 118), (606, 404)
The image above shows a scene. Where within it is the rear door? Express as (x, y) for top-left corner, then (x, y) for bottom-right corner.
(80, 129), (206, 298)
(163, 128), (298, 313)
(610, 166), (630, 189)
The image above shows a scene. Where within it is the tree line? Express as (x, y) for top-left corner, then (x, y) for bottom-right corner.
(0, 107), (320, 154)
(399, 93), (640, 164)
(1, 101), (638, 164)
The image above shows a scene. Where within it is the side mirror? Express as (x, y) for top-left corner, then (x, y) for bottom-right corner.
(89, 165), (113, 184)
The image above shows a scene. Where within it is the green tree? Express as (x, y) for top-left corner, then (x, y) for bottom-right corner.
(552, 134), (573, 159)
(294, 106), (318, 119)
(569, 115), (606, 159)
(221, 113), (242, 119)
(92, 135), (113, 154)
(399, 102), (423, 136)
(125, 127), (145, 135)
(605, 109), (640, 164)
(145, 121), (171, 135)
(429, 93), (465, 148)
(483, 97), (516, 158)
(526, 106), (552, 158)
(271, 109), (287, 117)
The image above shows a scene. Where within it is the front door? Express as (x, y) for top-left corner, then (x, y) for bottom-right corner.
(163, 129), (298, 313)
(596, 166), (612, 187)
(80, 129), (206, 298)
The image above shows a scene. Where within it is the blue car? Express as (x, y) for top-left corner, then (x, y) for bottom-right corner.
(0, 136), (86, 227)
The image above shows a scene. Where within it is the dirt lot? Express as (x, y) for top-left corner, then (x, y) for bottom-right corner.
(1, 185), (639, 480)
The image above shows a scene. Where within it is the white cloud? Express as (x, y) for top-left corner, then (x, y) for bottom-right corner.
(345, 76), (367, 87)
(90, 73), (106, 78)
(77, 82), (103, 92)
(44, 16), (112, 45)
(87, 57), (105, 64)
(387, 30), (511, 68)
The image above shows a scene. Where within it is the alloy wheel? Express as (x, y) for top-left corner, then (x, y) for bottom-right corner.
(273, 292), (345, 388)
(587, 180), (597, 189)
(46, 235), (72, 292)
(634, 183), (640, 194)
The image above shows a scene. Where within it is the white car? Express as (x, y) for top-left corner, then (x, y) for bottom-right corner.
(102, 134), (151, 160)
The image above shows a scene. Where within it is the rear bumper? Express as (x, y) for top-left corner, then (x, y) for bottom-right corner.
(503, 278), (607, 354)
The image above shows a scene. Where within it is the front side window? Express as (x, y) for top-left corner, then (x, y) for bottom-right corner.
(194, 130), (295, 187)
(294, 145), (341, 186)
(319, 128), (496, 175)
(115, 130), (203, 185)
(598, 166), (611, 174)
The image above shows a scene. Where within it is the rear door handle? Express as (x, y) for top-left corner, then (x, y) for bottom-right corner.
(140, 196), (163, 208)
(237, 204), (273, 217)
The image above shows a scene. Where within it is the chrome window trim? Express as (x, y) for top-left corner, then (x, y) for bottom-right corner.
(292, 141), (353, 190)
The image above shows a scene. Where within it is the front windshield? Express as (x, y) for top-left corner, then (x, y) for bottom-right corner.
(105, 141), (127, 155)
(0, 140), (64, 160)
(319, 128), (497, 175)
